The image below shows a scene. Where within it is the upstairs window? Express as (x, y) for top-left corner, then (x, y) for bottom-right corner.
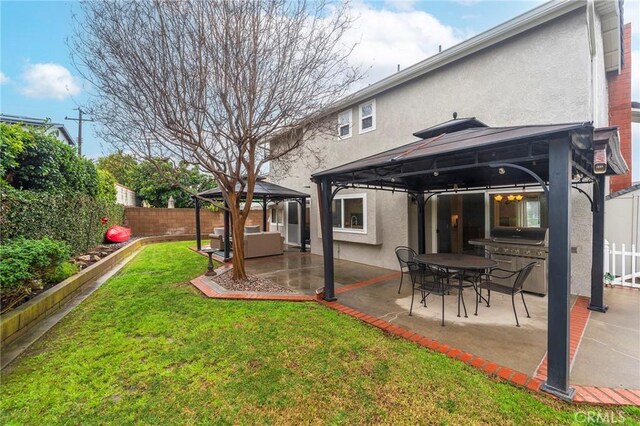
(337, 109), (352, 139)
(359, 99), (376, 134)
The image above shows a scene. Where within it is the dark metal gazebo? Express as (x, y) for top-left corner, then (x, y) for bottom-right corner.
(311, 118), (627, 400)
(194, 179), (309, 259)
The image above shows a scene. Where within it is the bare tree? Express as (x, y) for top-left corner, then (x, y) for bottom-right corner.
(72, 0), (360, 279)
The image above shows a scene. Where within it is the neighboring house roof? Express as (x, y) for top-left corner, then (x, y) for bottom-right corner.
(606, 183), (640, 200)
(331, 0), (622, 112)
(0, 113), (76, 146)
(115, 183), (134, 191)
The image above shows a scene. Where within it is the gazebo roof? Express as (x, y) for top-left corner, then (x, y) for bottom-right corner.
(312, 121), (627, 192)
(196, 179), (308, 201)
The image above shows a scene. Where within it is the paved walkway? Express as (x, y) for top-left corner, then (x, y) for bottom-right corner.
(191, 251), (640, 405)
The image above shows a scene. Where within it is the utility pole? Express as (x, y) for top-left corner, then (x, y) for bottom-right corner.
(65, 108), (94, 156)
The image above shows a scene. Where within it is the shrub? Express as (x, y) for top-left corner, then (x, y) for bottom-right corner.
(2, 123), (98, 196)
(45, 262), (79, 284)
(0, 183), (125, 255)
(0, 238), (70, 312)
(0, 123), (31, 180)
(97, 169), (117, 204)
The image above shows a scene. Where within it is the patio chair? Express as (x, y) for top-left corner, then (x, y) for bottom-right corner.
(407, 261), (450, 326)
(395, 246), (417, 293)
(474, 261), (537, 327)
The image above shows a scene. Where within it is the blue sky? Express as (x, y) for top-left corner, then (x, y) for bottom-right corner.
(1, 0), (638, 179)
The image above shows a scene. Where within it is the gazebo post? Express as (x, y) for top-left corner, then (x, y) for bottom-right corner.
(223, 200), (231, 261)
(541, 137), (575, 401)
(262, 196), (268, 232)
(589, 174), (608, 312)
(318, 178), (336, 301)
(416, 193), (426, 254)
(300, 197), (306, 252)
(195, 198), (202, 251)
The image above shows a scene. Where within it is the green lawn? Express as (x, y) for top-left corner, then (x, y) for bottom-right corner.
(1, 241), (638, 425)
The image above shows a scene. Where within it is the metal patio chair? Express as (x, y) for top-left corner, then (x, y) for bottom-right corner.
(474, 261), (537, 327)
(395, 246), (417, 293)
(408, 261), (450, 326)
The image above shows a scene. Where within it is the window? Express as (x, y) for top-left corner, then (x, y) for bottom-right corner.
(359, 99), (376, 134)
(270, 207), (283, 224)
(331, 194), (366, 232)
(490, 192), (547, 228)
(337, 109), (352, 139)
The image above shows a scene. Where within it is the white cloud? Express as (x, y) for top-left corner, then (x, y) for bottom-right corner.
(0, 72), (9, 84)
(384, 0), (417, 12)
(344, 2), (465, 88)
(19, 63), (81, 100)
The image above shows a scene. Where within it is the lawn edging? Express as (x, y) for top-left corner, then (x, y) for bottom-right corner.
(0, 235), (203, 347)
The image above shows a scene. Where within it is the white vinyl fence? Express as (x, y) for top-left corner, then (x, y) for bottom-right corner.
(604, 241), (640, 288)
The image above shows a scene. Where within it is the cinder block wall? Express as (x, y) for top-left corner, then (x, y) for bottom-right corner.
(124, 208), (263, 236)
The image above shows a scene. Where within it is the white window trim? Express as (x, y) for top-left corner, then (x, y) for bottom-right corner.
(332, 193), (367, 234)
(358, 99), (376, 134)
(337, 108), (352, 139)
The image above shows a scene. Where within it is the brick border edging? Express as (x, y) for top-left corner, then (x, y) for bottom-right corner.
(1, 235), (202, 347)
(189, 268), (640, 406)
(534, 296), (591, 382)
(190, 276), (315, 302)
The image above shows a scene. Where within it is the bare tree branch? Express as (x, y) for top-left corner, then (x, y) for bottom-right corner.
(72, 0), (361, 279)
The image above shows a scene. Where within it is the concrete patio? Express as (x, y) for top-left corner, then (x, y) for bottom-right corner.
(238, 251), (640, 390)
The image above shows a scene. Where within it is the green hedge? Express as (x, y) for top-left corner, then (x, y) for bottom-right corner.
(1, 184), (124, 255)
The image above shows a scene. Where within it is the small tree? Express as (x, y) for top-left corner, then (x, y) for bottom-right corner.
(131, 159), (214, 208)
(2, 123), (98, 197)
(96, 151), (138, 188)
(72, 0), (360, 279)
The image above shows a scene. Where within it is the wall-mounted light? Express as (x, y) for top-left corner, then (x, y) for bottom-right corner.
(433, 171), (439, 177)
(515, 194), (523, 201)
(498, 167), (506, 175)
(507, 194), (516, 201)
(494, 194), (503, 202)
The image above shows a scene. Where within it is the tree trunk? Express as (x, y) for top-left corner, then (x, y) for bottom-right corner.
(228, 197), (249, 280)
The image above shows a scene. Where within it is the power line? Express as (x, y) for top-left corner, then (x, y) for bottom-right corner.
(65, 108), (95, 156)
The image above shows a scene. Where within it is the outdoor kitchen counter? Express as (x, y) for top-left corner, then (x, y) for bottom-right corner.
(469, 239), (580, 253)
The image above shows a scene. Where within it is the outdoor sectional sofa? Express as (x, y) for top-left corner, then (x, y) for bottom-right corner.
(209, 226), (284, 258)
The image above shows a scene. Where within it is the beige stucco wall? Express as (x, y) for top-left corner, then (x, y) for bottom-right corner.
(272, 7), (611, 294)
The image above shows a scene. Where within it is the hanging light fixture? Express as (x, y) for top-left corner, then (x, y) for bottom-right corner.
(494, 194), (503, 202)
(507, 194), (516, 201)
(515, 194), (523, 201)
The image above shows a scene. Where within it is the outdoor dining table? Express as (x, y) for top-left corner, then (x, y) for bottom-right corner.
(414, 253), (498, 318)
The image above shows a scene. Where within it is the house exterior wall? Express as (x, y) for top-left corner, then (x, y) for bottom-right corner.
(115, 184), (137, 206)
(272, 7), (615, 294)
(605, 187), (640, 277)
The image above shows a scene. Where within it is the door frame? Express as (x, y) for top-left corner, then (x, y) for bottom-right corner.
(285, 200), (301, 246)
